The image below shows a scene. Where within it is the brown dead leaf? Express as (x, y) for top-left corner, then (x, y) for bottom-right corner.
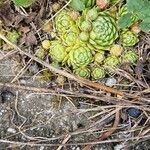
(14, 15), (25, 27)
(26, 31), (37, 46)
(20, 31), (37, 46)
(19, 26), (30, 34)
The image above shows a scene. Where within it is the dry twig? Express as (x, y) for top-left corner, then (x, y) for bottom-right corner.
(82, 110), (120, 150)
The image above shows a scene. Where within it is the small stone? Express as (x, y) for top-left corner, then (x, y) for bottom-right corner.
(7, 128), (16, 134)
(127, 108), (142, 118)
(114, 144), (125, 150)
(0, 90), (15, 103)
(105, 77), (117, 87)
(0, 112), (3, 116)
(39, 146), (45, 150)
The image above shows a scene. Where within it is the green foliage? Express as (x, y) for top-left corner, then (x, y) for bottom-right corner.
(6, 30), (20, 44)
(70, 0), (95, 11)
(70, 0), (85, 11)
(118, 0), (150, 32)
(118, 13), (133, 28)
(12, 0), (35, 7)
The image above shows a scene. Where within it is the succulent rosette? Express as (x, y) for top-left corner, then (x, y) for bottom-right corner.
(104, 55), (120, 67)
(79, 32), (90, 42)
(80, 20), (92, 32)
(74, 67), (91, 78)
(89, 12), (118, 50)
(67, 44), (93, 68)
(110, 44), (123, 56)
(61, 26), (80, 47)
(121, 30), (139, 47)
(91, 66), (106, 80)
(86, 7), (98, 21)
(123, 50), (138, 64)
(94, 51), (105, 64)
(35, 48), (46, 59)
(55, 10), (75, 33)
(6, 30), (20, 44)
(49, 40), (67, 63)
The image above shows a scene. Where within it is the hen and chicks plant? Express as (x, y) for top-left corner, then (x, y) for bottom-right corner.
(41, 2), (140, 80)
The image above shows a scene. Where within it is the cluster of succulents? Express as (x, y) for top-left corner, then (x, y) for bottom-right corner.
(40, 4), (139, 80)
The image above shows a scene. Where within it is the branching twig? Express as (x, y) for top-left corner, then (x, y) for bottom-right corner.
(82, 110), (120, 150)
(56, 135), (71, 150)
(0, 81), (145, 106)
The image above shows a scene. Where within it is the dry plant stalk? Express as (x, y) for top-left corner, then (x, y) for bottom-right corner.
(82, 110), (120, 150)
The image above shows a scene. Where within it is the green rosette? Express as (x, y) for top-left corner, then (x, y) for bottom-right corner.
(89, 12), (118, 50)
(104, 55), (120, 67)
(55, 10), (75, 33)
(61, 26), (80, 47)
(67, 44), (93, 68)
(91, 66), (106, 80)
(74, 67), (91, 78)
(6, 30), (20, 44)
(123, 50), (138, 64)
(49, 40), (67, 63)
(121, 30), (139, 47)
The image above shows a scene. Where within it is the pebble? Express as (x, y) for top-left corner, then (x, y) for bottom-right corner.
(127, 108), (142, 118)
(105, 77), (117, 87)
(114, 144), (125, 150)
(39, 146), (45, 150)
(0, 90), (15, 103)
(7, 128), (16, 134)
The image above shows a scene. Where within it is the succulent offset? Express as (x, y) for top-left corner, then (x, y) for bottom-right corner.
(123, 50), (138, 64)
(121, 30), (139, 47)
(91, 66), (106, 80)
(94, 52), (105, 64)
(55, 10), (75, 33)
(74, 67), (91, 78)
(104, 56), (120, 67)
(49, 40), (67, 63)
(6, 30), (20, 44)
(46, 4), (140, 80)
(61, 26), (80, 47)
(67, 44), (93, 68)
(110, 44), (123, 56)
